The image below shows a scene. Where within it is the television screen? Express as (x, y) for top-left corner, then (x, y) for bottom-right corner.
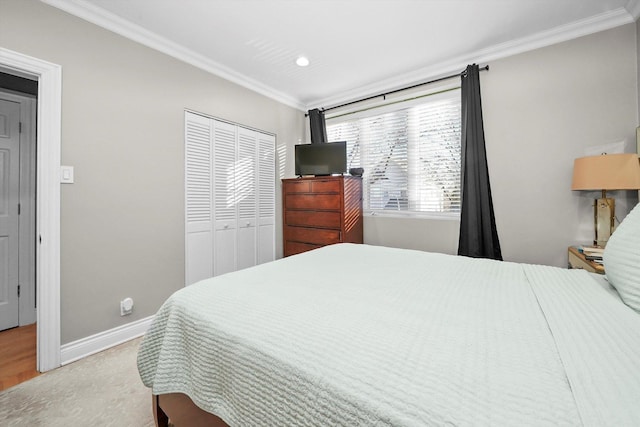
(295, 141), (347, 176)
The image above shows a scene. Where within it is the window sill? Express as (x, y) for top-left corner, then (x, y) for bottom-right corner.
(365, 210), (460, 221)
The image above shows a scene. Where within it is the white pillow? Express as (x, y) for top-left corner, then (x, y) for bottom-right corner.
(603, 202), (640, 312)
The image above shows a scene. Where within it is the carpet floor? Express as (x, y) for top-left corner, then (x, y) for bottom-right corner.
(0, 337), (154, 426)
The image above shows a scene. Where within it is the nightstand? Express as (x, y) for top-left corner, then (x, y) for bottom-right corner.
(568, 246), (605, 274)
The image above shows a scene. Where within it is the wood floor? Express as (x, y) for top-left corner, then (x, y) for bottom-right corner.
(0, 323), (39, 391)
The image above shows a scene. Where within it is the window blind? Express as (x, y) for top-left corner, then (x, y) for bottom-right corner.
(327, 89), (461, 216)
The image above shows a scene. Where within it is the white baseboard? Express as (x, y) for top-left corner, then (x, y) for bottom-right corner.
(60, 316), (154, 366)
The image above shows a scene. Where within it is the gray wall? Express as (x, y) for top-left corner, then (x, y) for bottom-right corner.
(363, 24), (639, 267)
(484, 23), (638, 267)
(1, 0), (305, 344)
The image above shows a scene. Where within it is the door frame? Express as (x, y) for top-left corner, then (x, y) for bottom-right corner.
(0, 47), (62, 372)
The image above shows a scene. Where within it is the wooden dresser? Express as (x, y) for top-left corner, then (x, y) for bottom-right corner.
(282, 176), (363, 257)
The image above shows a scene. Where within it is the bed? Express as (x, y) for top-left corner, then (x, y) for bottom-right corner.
(138, 203), (640, 427)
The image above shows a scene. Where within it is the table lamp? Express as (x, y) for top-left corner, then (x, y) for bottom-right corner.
(572, 153), (640, 247)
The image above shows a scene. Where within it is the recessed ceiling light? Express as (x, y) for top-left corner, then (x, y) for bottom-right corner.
(296, 56), (310, 67)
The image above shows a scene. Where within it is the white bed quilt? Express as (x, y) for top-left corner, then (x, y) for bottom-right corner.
(137, 244), (640, 426)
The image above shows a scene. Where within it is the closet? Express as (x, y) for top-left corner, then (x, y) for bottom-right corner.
(185, 111), (275, 285)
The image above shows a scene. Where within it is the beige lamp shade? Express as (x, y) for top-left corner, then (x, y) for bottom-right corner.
(572, 153), (640, 191)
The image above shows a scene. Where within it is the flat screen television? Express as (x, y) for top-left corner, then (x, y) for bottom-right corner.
(295, 141), (347, 176)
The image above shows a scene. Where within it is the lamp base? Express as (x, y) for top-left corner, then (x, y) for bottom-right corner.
(594, 197), (614, 247)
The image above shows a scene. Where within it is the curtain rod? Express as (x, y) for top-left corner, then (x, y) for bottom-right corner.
(306, 64), (489, 116)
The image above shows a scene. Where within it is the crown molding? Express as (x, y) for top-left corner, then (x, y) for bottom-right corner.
(40, 0), (635, 113)
(310, 7), (635, 110)
(626, 0), (640, 20)
(41, 0), (306, 111)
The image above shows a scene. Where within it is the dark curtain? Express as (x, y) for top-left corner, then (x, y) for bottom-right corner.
(457, 64), (502, 260)
(308, 108), (327, 144)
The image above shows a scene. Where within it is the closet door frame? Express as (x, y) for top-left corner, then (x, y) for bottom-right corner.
(184, 110), (276, 285)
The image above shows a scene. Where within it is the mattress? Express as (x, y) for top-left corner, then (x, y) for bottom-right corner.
(137, 243), (640, 426)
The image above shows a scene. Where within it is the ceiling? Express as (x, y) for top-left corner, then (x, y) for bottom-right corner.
(44, 0), (640, 111)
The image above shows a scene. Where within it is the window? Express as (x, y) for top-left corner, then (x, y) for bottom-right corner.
(327, 89), (461, 217)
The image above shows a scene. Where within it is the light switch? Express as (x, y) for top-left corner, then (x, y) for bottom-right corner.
(61, 166), (74, 184)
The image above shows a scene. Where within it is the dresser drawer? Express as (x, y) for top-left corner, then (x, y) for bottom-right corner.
(285, 210), (341, 228)
(310, 179), (341, 193)
(284, 241), (323, 256)
(285, 194), (341, 210)
(283, 180), (310, 193)
(284, 226), (341, 245)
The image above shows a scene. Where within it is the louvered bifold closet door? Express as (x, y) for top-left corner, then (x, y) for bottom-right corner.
(236, 127), (257, 270)
(213, 120), (238, 276)
(184, 112), (213, 285)
(257, 132), (275, 264)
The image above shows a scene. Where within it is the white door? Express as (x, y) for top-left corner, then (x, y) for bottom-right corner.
(185, 112), (213, 285)
(236, 127), (257, 270)
(0, 98), (20, 331)
(213, 120), (237, 276)
(257, 133), (275, 264)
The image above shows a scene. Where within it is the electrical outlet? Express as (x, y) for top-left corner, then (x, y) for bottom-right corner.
(120, 297), (134, 316)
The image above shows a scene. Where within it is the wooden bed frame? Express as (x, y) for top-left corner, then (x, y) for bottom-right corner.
(153, 393), (230, 427)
